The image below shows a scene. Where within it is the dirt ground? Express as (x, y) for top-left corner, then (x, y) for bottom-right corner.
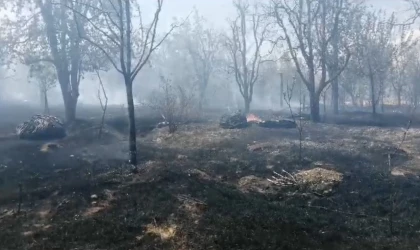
(1, 105), (420, 250)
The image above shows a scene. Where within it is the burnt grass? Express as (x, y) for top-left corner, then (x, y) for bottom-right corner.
(1, 105), (420, 249)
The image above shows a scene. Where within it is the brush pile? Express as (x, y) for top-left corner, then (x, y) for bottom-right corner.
(219, 110), (248, 129)
(16, 114), (66, 140)
(247, 113), (297, 129)
(257, 119), (297, 129)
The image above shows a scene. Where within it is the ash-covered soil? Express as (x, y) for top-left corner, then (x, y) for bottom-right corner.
(1, 105), (420, 249)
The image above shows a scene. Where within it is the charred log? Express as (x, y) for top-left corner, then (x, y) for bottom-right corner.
(257, 119), (297, 129)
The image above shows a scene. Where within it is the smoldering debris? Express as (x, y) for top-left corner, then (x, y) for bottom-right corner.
(16, 115), (66, 140)
(257, 119), (297, 129)
(219, 111), (249, 129)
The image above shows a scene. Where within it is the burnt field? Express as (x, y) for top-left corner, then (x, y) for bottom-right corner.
(1, 104), (420, 250)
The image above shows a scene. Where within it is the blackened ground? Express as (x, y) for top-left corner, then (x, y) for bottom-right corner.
(1, 104), (420, 249)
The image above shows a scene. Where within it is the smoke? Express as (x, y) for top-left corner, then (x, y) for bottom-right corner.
(0, 0), (405, 113)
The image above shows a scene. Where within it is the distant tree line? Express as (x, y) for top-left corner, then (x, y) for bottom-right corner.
(0, 0), (419, 164)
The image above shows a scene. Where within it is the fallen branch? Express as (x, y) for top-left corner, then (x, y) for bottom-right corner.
(268, 170), (298, 186)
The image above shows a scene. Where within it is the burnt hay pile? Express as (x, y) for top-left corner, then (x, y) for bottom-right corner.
(16, 114), (66, 140)
(257, 119), (297, 129)
(219, 111), (297, 130)
(219, 111), (248, 129)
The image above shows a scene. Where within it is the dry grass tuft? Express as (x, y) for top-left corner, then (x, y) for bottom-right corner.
(144, 224), (177, 241)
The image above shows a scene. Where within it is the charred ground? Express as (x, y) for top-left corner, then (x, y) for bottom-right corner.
(1, 104), (420, 249)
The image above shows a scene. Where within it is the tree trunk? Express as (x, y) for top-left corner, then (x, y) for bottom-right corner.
(397, 90), (401, 107)
(44, 90), (50, 115)
(369, 73), (376, 115)
(40, 87), (50, 114)
(350, 93), (357, 107)
(339, 88), (346, 109)
(198, 90), (205, 112)
(64, 97), (77, 122)
(125, 79), (137, 165)
(280, 73), (284, 107)
(310, 92), (320, 122)
(331, 27), (339, 115)
(371, 99), (376, 114)
(198, 99), (203, 112)
(57, 71), (78, 123)
(244, 96), (251, 113)
(413, 80), (420, 108)
(198, 78), (209, 112)
(371, 99), (376, 115)
(381, 96), (385, 113)
(331, 80), (339, 114)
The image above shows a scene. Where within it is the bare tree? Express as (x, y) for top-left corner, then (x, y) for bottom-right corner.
(327, 27), (340, 114)
(277, 52), (304, 104)
(254, 59), (282, 108)
(269, 0), (351, 122)
(148, 75), (196, 134)
(176, 9), (220, 111)
(0, 0), (101, 122)
(406, 45), (420, 107)
(405, 0), (420, 24)
(389, 25), (418, 107)
(340, 60), (361, 107)
(284, 74), (304, 162)
(28, 62), (57, 114)
(326, 0), (364, 113)
(354, 10), (396, 115)
(96, 70), (108, 138)
(225, 0), (270, 113)
(70, 0), (178, 165)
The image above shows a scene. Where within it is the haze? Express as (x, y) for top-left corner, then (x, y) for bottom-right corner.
(0, 0), (414, 108)
(3, 1), (420, 249)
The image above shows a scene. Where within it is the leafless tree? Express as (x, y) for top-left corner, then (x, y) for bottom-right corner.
(406, 46), (420, 107)
(225, 0), (270, 113)
(70, 0), (178, 165)
(96, 70), (108, 138)
(326, 0), (364, 113)
(284, 74), (304, 162)
(28, 62), (57, 114)
(340, 54), (366, 107)
(269, 0), (351, 122)
(389, 25), (418, 107)
(405, 0), (420, 24)
(328, 29), (340, 114)
(354, 11), (396, 114)
(321, 85), (331, 115)
(177, 9), (221, 111)
(148, 75), (197, 134)
(0, 0), (100, 122)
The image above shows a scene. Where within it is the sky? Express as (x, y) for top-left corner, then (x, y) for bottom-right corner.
(156, 0), (412, 30)
(86, 0), (418, 105)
